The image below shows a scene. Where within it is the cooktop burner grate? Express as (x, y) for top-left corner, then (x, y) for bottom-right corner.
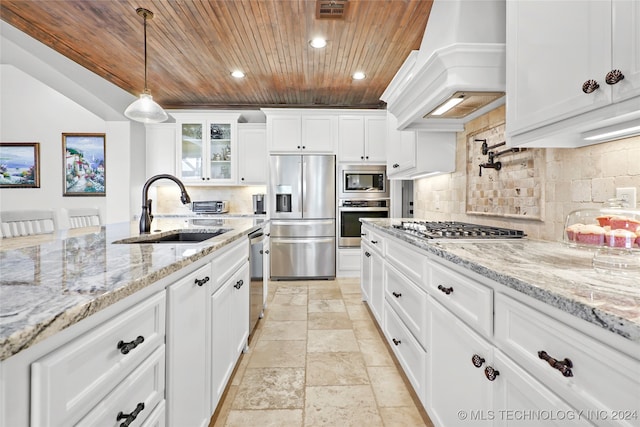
(393, 221), (526, 239)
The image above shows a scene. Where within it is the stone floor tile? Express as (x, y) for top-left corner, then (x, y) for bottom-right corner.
(367, 366), (414, 407)
(306, 352), (369, 386)
(357, 338), (395, 367)
(379, 406), (432, 427)
(224, 409), (303, 427)
(338, 280), (362, 295)
(308, 287), (343, 300)
(304, 385), (383, 427)
(271, 293), (308, 306)
(265, 305), (308, 321)
(259, 320), (308, 340)
(307, 329), (360, 353)
(346, 303), (372, 320)
(307, 312), (353, 330)
(351, 319), (383, 341)
(248, 340), (307, 368)
(307, 299), (346, 313)
(232, 367), (305, 410)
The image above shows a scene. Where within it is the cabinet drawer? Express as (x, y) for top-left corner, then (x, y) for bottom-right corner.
(385, 238), (427, 288)
(212, 237), (249, 289)
(495, 293), (640, 427)
(429, 261), (492, 338)
(383, 301), (426, 404)
(384, 262), (428, 348)
(363, 227), (385, 252)
(141, 400), (166, 427)
(31, 291), (165, 427)
(77, 346), (165, 427)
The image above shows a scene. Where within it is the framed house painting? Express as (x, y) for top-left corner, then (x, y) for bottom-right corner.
(0, 142), (41, 188)
(63, 133), (106, 196)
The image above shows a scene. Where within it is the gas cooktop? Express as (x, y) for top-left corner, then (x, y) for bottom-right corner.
(394, 220), (526, 239)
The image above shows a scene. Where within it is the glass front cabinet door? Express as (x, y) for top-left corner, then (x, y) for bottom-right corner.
(174, 113), (241, 184)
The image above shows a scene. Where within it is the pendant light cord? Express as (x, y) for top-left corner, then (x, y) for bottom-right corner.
(143, 10), (148, 93)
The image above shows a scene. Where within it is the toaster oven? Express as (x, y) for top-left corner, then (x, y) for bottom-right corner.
(192, 200), (229, 214)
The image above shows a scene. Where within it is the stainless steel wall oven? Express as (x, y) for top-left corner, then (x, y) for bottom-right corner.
(338, 164), (390, 248)
(338, 199), (390, 247)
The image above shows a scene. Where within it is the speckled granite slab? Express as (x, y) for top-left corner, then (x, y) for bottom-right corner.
(362, 218), (640, 343)
(0, 218), (262, 361)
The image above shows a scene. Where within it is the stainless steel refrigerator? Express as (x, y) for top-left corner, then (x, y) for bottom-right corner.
(269, 154), (336, 280)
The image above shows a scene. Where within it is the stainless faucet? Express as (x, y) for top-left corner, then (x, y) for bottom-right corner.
(140, 174), (191, 233)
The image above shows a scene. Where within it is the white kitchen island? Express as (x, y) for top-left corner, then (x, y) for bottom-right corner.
(0, 217), (262, 427)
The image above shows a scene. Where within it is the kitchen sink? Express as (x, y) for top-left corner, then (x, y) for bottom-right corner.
(113, 229), (231, 244)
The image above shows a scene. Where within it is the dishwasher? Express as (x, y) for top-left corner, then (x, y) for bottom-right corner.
(248, 228), (264, 337)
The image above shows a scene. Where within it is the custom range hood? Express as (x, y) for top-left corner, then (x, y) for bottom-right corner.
(381, 0), (506, 132)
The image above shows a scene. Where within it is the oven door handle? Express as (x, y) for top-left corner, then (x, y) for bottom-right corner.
(338, 208), (389, 212)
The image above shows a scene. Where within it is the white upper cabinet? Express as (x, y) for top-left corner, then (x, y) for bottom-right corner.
(386, 112), (455, 179)
(172, 112), (242, 185)
(263, 109), (337, 153)
(506, 0), (640, 147)
(237, 123), (267, 185)
(338, 112), (387, 163)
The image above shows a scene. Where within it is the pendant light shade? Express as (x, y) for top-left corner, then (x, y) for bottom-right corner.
(124, 8), (168, 123)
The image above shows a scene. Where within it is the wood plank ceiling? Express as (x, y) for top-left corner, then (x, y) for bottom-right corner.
(0, 0), (433, 110)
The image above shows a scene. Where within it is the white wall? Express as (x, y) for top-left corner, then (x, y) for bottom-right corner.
(0, 19), (144, 227)
(0, 65), (135, 226)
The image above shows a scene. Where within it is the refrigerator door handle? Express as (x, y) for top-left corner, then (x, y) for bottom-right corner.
(271, 237), (335, 244)
(271, 219), (335, 227)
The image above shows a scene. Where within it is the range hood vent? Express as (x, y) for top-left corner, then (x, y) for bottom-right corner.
(381, 0), (506, 132)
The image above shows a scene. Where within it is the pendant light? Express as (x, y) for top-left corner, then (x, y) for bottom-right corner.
(124, 8), (168, 123)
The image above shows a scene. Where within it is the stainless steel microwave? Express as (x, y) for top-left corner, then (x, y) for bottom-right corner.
(338, 164), (389, 199)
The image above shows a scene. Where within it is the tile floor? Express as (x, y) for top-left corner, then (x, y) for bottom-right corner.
(210, 278), (434, 427)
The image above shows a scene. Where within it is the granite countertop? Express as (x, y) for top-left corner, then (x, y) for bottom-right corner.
(362, 218), (640, 344)
(0, 217), (263, 361)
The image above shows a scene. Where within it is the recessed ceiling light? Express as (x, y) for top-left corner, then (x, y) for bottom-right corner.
(309, 38), (327, 48)
(231, 70), (245, 78)
(352, 72), (366, 80)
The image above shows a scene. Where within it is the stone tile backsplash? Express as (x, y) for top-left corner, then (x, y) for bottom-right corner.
(414, 105), (640, 242)
(153, 185), (267, 215)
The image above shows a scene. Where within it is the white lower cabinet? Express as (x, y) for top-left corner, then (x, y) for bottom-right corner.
(167, 237), (250, 424)
(427, 296), (494, 427)
(30, 291), (166, 427)
(211, 261), (250, 410)
(166, 263), (212, 427)
(383, 300), (427, 405)
(492, 349), (592, 427)
(76, 346), (165, 427)
(360, 227), (640, 427)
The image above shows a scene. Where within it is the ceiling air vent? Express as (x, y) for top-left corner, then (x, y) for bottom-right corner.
(316, 0), (348, 19)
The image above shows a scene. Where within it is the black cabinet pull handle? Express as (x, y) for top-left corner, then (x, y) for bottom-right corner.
(297, 145), (301, 149)
(472, 354), (485, 368)
(605, 69), (624, 85)
(438, 285), (454, 295)
(361, 233), (367, 236)
(484, 366), (499, 381)
(582, 79), (600, 94)
(392, 338), (401, 346)
(371, 240), (378, 244)
(393, 163), (399, 168)
(538, 350), (574, 377)
(392, 291), (402, 298)
(264, 250), (270, 254)
(241, 177), (245, 181)
(361, 156), (364, 159)
(302, 146), (306, 149)
(117, 402), (145, 427)
(234, 279), (244, 289)
(194, 276), (210, 287)
(365, 156), (369, 159)
(117, 336), (144, 355)
(364, 251), (371, 257)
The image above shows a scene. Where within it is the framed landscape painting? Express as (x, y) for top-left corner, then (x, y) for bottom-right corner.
(63, 133), (106, 196)
(0, 142), (40, 188)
